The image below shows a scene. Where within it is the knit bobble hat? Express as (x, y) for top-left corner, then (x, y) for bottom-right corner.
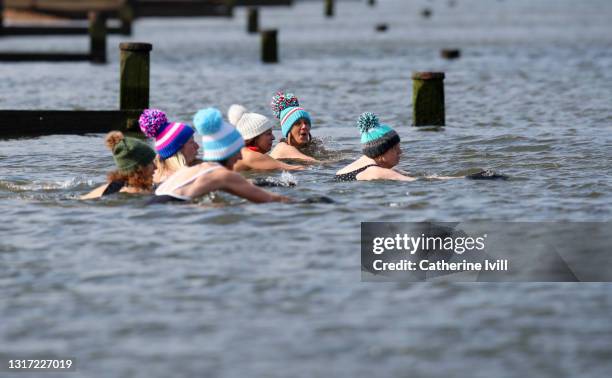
(227, 104), (248, 126)
(357, 112), (400, 158)
(270, 91), (311, 138)
(193, 108), (245, 162)
(236, 112), (272, 141)
(105, 131), (156, 174)
(138, 109), (194, 160)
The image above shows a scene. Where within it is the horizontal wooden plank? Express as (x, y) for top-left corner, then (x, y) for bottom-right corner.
(134, 1), (231, 17)
(0, 110), (143, 137)
(1, 25), (122, 35)
(0, 52), (92, 61)
(234, 0), (292, 6)
(3, 0), (232, 18)
(4, 0), (124, 12)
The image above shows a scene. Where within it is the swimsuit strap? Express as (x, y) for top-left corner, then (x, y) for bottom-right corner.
(155, 164), (222, 199)
(335, 164), (378, 182)
(246, 146), (261, 152)
(101, 180), (125, 196)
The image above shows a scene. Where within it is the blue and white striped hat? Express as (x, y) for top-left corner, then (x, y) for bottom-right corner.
(193, 108), (244, 162)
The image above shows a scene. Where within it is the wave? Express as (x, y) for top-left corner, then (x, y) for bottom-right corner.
(0, 177), (96, 193)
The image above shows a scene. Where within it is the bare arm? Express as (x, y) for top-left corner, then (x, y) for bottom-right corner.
(220, 171), (290, 203)
(242, 150), (305, 171)
(358, 166), (417, 182)
(423, 175), (461, 180)
(80, 184), (109, 200)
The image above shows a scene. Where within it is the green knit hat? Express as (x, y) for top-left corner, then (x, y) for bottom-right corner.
(357, 112), (400, 158)
(105, 131), (156, 173)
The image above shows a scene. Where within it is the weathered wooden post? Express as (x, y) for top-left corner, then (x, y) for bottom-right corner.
(421, 8), (432, 18)
(119, 0), (135, 36)
(247, 8), (258, 34)
(0, 0), (4, 35)
(441, 49), (460, 60)
(412, 72), (445, 126)
(368, 0), (376, 6)
(325, 0), (334, 18)
(89, 12), (107, 64)
(375, 23), (388, 32)
(120, 42), (152, 129)
(261, 29), (277, 63)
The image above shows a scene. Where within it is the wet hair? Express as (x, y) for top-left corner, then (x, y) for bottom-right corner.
(107, 165), (153, 191)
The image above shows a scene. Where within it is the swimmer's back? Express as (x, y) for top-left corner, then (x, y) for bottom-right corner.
(155, 162), (226, 200)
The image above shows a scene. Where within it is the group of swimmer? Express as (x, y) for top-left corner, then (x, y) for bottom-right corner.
(81, 91), (505, 203)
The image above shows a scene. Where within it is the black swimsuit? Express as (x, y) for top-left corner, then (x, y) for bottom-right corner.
(101, 180), (125, 196)
(335, 164), (378, 182)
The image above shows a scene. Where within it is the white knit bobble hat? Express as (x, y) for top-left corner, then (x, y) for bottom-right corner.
(236, 112), (273, 141)
(227, 104), (248, 126)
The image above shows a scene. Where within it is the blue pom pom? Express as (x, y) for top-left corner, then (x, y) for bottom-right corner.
(193, 108), (223, 135)
(357, 112), (379, 133)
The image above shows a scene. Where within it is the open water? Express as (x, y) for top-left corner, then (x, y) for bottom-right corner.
(1, 0), (611, 377)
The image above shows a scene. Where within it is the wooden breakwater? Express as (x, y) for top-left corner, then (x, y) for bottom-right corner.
(0, 10), (110, 63)
(0, 110), (143, 137)
(0, 42), (152, 138)
(3, 0), (233, 19)
(235, 0), (291, 5)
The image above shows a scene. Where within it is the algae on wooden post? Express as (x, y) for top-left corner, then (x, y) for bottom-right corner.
(261, 29), (278, 63)
(247, 8), (259, 34)
(412, 72), (445, 126)
(89, 12), (107, 64)
(120, 42), (152, 129)
(325, 0), (334, 18)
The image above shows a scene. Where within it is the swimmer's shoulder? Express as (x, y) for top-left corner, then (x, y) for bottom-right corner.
(336, 156), (375, 175)
(358, 166), (416, 181)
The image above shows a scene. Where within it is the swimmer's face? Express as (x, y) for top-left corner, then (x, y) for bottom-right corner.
(254, 129), (275, 153)
(180, 136), (200, 165)
(225, 150), (243, 170)
(379, 143), (402, 168)
(288, 118), (311, 147)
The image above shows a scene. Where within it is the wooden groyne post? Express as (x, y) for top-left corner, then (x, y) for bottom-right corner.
(0, 0), (4, 34)
(119, 0), (135, 35)
(120, 42), (152, 129)
(325, 0), (334, 18)
(89, 12), (107, 64)
(247, 8), (258, 34)
(412, 72), (445, 126)
(441, 49), (460, 60)
(368, 0), (376, 6)
(261, 29), (277, 63)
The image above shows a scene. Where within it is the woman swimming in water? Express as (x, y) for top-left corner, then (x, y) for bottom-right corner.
(268, 91), (319, 162)
(152, 108), (290, 204)
(138, 109), (201, 185)
(335, 112), (418, 181)
(227, 105), (304, 172)
(336, 112), (508, 182)
(81, 131), (156, 199)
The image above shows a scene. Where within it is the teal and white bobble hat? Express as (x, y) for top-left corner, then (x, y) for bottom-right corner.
(270, 91), (311, 138)
(357, 112), (400, 158)
(193, 108), (245, 161)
